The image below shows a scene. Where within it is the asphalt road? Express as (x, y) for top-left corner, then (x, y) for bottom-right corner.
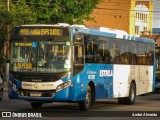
(0, 92), (160, 120)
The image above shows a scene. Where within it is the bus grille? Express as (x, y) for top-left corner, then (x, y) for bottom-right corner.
(18, 89), (56, 98)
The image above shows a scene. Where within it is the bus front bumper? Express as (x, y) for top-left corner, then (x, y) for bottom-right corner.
(8, 84), (74, 102)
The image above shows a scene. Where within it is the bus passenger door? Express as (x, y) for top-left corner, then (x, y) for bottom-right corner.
(73, 34), (84, 76)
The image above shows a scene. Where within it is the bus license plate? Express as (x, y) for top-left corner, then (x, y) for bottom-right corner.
(30, 92), (42, 97)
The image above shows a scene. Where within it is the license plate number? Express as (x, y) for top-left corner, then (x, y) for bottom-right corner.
(30, 92), (42, 97)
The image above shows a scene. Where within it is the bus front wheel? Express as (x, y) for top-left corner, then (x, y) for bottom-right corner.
(30, 102), (43, 109)
(79, 85), (91, 111)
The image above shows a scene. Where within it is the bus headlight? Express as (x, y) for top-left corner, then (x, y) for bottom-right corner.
(56, 80), (71, 92)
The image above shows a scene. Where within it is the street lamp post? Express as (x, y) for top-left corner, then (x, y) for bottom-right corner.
(5, 0), (10, 81)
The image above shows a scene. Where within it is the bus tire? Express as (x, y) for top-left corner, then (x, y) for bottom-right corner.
(31, 102), (43, 109)
(124, 83), (136, 105)
(90, 84), (95, 105)
(118, 98), (125, 104)
(79, 85), (91, 111)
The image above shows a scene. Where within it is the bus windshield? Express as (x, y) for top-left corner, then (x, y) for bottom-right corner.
(10, 41), (71, 73)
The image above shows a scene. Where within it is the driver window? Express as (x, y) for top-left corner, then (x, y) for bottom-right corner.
(73, 44), (84, 76)
(74, 44), (84, 64)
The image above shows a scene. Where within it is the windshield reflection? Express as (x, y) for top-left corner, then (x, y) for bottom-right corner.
(10, 41), (71, 73)
(37, 41), (71, 72)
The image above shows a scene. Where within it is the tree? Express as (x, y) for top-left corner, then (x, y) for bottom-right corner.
(0, 0), (36, 67)
(0, 0), (101, 67)
(26, 0), (101, 24)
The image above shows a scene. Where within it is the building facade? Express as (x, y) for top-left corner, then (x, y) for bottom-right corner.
(84, 0), (153, 36)
(135, 1), (153, 36)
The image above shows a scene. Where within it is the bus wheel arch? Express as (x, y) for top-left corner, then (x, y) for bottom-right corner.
(131, 80), (136, 94)
(118, 80), (136, 105)
(125, 80), (136, 105)
(89, 81), (96, 105)
(79, 81), (95, 111)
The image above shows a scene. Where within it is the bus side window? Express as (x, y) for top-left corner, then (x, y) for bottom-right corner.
(130, 53), (138, 65)
(121, 52), (129, 64)
(149, 51), (154, 65)
(86, 44), (94, 63)
(112, 48), (120, 64)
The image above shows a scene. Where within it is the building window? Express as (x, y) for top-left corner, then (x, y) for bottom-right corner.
(137, 13), (139, 20)
(145, 14), (148, 23)
(140, 13), (142, 21)
(136, 12), (138, 19)
(144, 27), (147, 32)
(135, 26), (139, 35)
(142, 14), (144, 22)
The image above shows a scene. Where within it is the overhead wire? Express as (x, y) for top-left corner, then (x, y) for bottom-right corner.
(1, 0), (160, 19)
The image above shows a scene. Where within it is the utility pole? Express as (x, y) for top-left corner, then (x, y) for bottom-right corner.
(5, 0), (10, 81)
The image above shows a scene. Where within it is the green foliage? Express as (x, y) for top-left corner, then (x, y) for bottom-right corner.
(0, 55), (6, 67)
(27, 0), (101, 24)
(0, 0), (101, 66)
(0, 1), (36, 66)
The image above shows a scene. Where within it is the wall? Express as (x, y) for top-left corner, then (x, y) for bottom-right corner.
(84, 0), (136, 35)
(84, 0), (153, 36)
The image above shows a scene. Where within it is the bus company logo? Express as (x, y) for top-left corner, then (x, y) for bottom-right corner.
(22, 83), (38, 89)
(100, 70), (113, 77)
(2, 112), (11, 117)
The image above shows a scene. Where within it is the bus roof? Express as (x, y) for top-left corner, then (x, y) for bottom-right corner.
(15, 24), (154, 43)
(16, 23), (70, 27)
(74, 26), (154, 44)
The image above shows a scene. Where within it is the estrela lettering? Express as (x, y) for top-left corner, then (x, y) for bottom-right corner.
(100, 70), (113, 77)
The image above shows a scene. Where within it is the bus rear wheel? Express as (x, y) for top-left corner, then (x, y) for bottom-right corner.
(125, 83), (136, 105)
(30, 102), (43, 109)
(118, 83), (136, 105)
(79, 85), (91, 111)
(118, 98), (125, 104)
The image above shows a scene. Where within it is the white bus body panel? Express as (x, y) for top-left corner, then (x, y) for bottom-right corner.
(113, 65), (153, 98)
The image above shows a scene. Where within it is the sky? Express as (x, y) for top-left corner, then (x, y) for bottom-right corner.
(152, 0), (160, 28)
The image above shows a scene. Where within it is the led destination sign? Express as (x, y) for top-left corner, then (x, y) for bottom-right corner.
(19, 28), (62, 36)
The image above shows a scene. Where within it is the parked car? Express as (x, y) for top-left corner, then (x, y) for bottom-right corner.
(0, 74), (3, 101)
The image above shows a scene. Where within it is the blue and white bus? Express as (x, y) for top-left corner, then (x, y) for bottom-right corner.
(9, 24), (155, 111)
